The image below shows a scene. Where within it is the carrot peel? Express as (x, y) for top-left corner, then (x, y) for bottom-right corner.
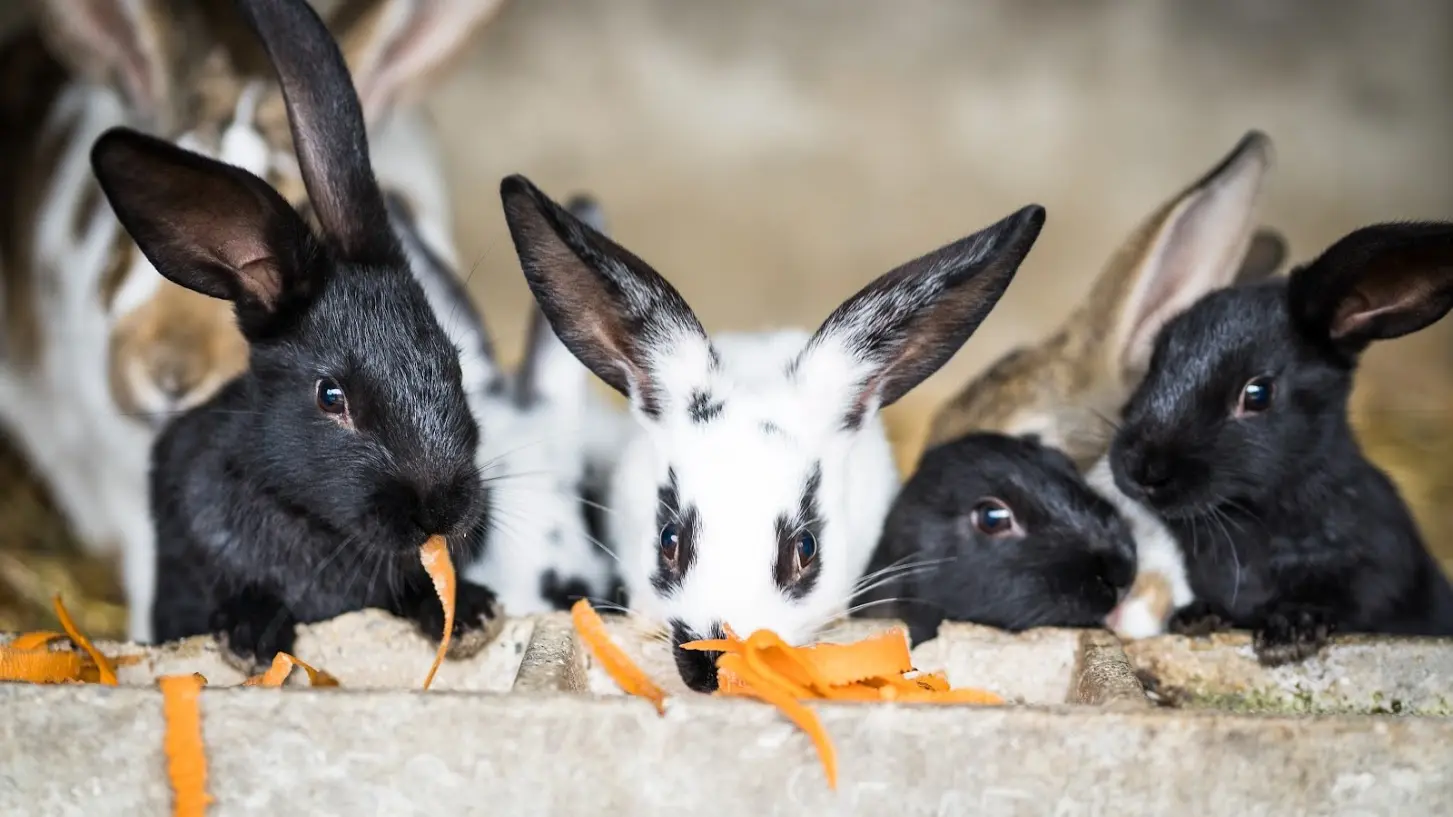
(419, 534), (454, 691)
(53, 594), (116, 685)
(242, 652), (339, 688)
(160, 673), (213, 817)
(571, 599), (668, 715)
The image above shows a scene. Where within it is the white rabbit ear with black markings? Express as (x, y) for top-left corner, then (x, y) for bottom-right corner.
(499, 174), (713, 422)
(89, 127), (317, 338)
(794, 204), (1046, 432)
(1289, 221), (1453, 353)
(1108, 130), (1275, 380)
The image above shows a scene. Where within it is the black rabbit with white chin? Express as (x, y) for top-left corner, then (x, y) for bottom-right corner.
(1110, 220), (1453, 665)
(90, 0), (499, 665)
(864, 433), (1136, 646)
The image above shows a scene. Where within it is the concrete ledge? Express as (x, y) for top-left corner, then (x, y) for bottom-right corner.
(4, 685), (1449, 816)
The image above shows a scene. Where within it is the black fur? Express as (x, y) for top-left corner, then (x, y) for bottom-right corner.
(93, 0), (497, 664)
(650, 469), (698, 595)
(539, 569), (593, 611)
(773, 463), (823, 599)
(687, 389), (724, 423)
(864, 433), (1135, 646)
(1110, 221), (1453, 665)
(669, 619), (723, 693)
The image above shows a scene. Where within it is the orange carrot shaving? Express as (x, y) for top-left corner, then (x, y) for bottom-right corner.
(0, 647), (84, 683)
(419, 534), (454, 691)
(10, 631), (65, 650)
(242, 652), (340, 688)
(570, 598), (667, 715)
(719, 653), (838, 788)
(571, 602), (1004, 788)
(160, 673), (213, 817)
(53, 594), (116, 685)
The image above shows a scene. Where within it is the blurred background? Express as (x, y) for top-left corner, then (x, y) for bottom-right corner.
(2, 0), (1451, 636)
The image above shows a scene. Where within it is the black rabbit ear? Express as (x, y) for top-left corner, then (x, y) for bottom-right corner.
(795, 204), (1045, 430)
(500, 174), (710, 421)
(1289, 221), (1453, 353)
(238, 0), (399, 265)
(91, 127), (317, 338)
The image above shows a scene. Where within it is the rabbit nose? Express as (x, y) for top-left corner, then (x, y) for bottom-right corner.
(1130, 455), (1174, 495)
(671, 620), (722, 693)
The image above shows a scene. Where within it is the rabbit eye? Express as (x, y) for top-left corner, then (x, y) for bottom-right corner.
(659, 523), (681, 562)
(1238, 376), (1274, 415)
(971, 499), (1017, 537)
(795, 531), (818, 567)
(315, 378), (347, 416)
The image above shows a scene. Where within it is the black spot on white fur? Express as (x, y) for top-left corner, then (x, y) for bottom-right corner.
(687, 390), (724, 423)
(651, 469), (698, 596)
(761, 421), (783, 437)
(540, 569), (593, 611)
(774, 463), (823, 600)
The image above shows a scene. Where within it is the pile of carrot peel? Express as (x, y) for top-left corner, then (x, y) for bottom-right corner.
(1, 535), (460, 816)
(570, 599), (1004, 789)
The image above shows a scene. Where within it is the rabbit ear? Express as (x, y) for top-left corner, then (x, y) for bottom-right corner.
(1234, 228), (1288, 284)
(1289, 221), (1453, 353)
(500, 174), (711, 420)
(514, 194), (610, 409)
(1088, 131), (1274, 380)
(237, 0), (399, 265)
(328, 0), (508, 125)
(33, 0), (199, 130)
(90, 127), (317, 338)
(796, 205), (1045, 430)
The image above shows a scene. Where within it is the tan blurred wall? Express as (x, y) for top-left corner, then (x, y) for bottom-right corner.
(422, 0), (1453, 457)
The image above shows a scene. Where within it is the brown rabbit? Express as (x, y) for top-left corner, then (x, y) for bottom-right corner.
(921, 130), (1282, 639)
(926, 130), (1283, 469)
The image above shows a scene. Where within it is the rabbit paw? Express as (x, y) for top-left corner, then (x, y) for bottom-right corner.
(210, 587), (298, 673)
(1253, 607), (1334, 666)
(399, 579), (505, 660)
(1168, 603), (1230, 637)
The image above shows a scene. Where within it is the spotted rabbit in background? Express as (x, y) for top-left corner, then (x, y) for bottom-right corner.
(0, 0), (506, 642)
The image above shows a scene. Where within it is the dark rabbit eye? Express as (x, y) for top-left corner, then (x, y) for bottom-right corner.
(971, 499), (1016, 537)
(1238, 376), (1274, 415)
(316, 378), (347, 415)
(795, 531), (818, 567)
(659, 523), (680, 562)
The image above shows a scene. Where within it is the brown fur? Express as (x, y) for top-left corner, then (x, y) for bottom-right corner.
(0, 30), (70, 369)
(926, 134), (1274, 471)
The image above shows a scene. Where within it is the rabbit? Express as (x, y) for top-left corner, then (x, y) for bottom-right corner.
(1108, 220), (1453, 665)
(920, 130), (1284, 640)
(498, 173), (1046, 691)
(88, 0), (500, 669)
(2, 0), (505, 644)
(385, 187), (629, 615)
(862, 432), (1137, 646)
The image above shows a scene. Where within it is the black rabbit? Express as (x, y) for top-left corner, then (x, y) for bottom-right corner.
(863, 432), (1136, 646)
(1110, 220), (1453, 664)
(89, 0), (499, 666)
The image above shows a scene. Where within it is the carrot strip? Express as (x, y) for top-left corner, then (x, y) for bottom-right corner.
(894, 686), (1005, 705)
(11, 631), (65, 650)
(160, 673), (213, 817)
(0, 648), (84, 683)
(53, 594), (116, 685)
(676, 638), (741, 654)
(242, 653), (339, 688)
(570, 599), (667, 715)
(418, 535), (454, 691)
(800, 630), (913, 686)
(718, 653), (838, 789)
(743, 630), (830, 695)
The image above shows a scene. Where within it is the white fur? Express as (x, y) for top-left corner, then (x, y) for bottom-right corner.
(1086, 455), (1195, 638)
(609, 329), (898, 645)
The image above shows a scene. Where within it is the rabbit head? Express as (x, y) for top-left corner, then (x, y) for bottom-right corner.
(90, 0), (486, 556)
(927, 131), (1282, 469)
(35, 0), (506, 428)
(499, 174), (1045, 688)
(870, 432), (1136, 645)
(1111, 221), (1453, 521)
